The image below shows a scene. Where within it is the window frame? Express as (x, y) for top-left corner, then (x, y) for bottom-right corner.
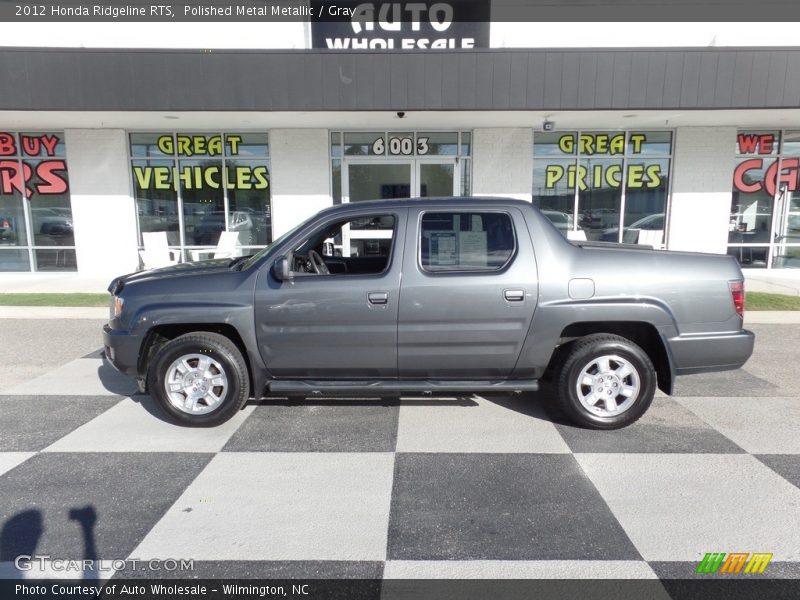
(416, 209), (518, 275)
(288, 211), (401, 279)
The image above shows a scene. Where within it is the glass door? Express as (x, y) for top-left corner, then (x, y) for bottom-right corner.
(342, 161), (412, 257)
(417, 160), (457, 197)
(772, 185), (800, 267)
(345, 162), (413, 203)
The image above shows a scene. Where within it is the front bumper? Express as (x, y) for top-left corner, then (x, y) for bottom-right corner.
(102, 323), (143, 378)
(669, 329), (755, 375)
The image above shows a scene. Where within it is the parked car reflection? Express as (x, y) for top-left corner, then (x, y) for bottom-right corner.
(600, 213), (664, 242)
(31, 208), (73, 236)
(580, 208), (618, 229)
(541, 210), (583, 236)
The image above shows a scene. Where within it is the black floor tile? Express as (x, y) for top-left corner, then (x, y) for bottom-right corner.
(387, 453), (641, 560)
(551, 398), (745, 454)
(223, 399), (399, 452)
(0, 396), (121, 451)
(0, 452), (213, 560)
(755, 454), (800, 490)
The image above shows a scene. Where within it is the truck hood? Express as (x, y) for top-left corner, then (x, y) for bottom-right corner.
(108, 258), (243, 293)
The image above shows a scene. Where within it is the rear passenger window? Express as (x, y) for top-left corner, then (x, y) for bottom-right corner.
(420, 211), (515, 272)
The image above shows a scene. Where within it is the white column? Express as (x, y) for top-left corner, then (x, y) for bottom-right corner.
(668, 127), (735, 254)
(269, 129), (331, 237)
(471, 128), (533, 201)
(65, 129), (139, 277)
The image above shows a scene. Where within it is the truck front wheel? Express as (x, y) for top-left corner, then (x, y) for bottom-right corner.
(555, 334), (656, 429)
(147, 332), (250, 427)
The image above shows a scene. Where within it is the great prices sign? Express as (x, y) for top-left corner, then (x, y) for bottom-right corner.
(0, 132), (69, 197)
(543, 133), (666, 190)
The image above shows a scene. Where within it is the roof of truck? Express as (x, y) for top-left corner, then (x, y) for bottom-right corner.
(317, 196), (536, 215)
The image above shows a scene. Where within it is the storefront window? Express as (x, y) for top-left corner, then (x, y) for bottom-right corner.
(533, 131), (672, 244)
(344, 132), (382, 156)
(623, 157), (670, 238)
(0, 131), (74, 271)
(533, 157), (576, 230)
(331, 132), (342, 205)
(578, 156), (623, 234)
(418, 132), (459, 155)
(731, 130), (800, 268)
(132, 158), (180, 245)
(130, 132), (271, 261)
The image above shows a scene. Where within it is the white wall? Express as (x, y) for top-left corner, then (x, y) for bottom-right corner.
(0, 22), (308, 49)
(65, 129), (139, 277)
(491, 22), (800, 48)
(668, 127), (735, 254)
(269, 129), (332, 237)
(3, 22), (798, 50)
(472, 128), (533, 201)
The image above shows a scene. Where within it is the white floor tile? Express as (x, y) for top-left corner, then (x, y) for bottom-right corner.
(43, 397), (254, 453)
(0, 452), (35, 477)
(131, 452), (395, 561)
(675, 397), (800, 454)
(576, 453), (800, 562)
(7, 358), (138, 397)
(396, 395), (570, 453)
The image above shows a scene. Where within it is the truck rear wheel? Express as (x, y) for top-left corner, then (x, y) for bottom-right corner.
(147, 332), (250, 427)
(555, 334), (655, 429)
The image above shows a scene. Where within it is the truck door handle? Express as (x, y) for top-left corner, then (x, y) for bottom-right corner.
(368, 292), (388, 305)
(504, 289), (525, 302)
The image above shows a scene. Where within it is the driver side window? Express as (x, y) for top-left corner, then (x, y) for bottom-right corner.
(292, 214), (396, 276)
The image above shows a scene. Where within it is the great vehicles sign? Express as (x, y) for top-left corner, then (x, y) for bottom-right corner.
(132, 134), (269, 191)
(310, 1), (490, 50)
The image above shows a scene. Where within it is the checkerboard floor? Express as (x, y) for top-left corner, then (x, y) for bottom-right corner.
(1, 323), (800, 583)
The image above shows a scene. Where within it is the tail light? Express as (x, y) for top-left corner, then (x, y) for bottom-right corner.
(729, 280), (745, 318)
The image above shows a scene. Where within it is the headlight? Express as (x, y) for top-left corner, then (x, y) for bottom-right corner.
(113, 296), (125, 317)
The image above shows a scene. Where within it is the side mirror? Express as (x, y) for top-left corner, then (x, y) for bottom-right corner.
(272, 256), (293, 281)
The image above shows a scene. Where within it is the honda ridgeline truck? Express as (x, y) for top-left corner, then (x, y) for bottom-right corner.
(103, 197), (754, 429)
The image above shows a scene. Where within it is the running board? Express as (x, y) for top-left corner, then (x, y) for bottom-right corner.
(267, 379), (538, 396)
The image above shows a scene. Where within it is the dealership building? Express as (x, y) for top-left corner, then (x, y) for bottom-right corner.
(2, 20), (800, 278)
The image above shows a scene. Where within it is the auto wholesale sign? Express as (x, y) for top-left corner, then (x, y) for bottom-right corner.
(310, 1), (490, 50)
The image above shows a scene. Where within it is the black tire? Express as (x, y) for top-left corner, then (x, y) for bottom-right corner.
(147, 332), (250, 427)
(555, 334), (656, 430)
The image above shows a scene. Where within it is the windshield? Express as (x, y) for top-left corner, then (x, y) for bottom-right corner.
(543, 211), (569, 224)
(238, 213), (318, 270)
(630, 213), (664, 229)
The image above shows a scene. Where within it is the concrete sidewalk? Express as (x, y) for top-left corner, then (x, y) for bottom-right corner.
(0, 306), (108, 319)
(744, 269), (800, 296)
(0, 272), (114, 294)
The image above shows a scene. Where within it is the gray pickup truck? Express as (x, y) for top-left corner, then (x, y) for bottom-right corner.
(104, 197), (754, 429)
